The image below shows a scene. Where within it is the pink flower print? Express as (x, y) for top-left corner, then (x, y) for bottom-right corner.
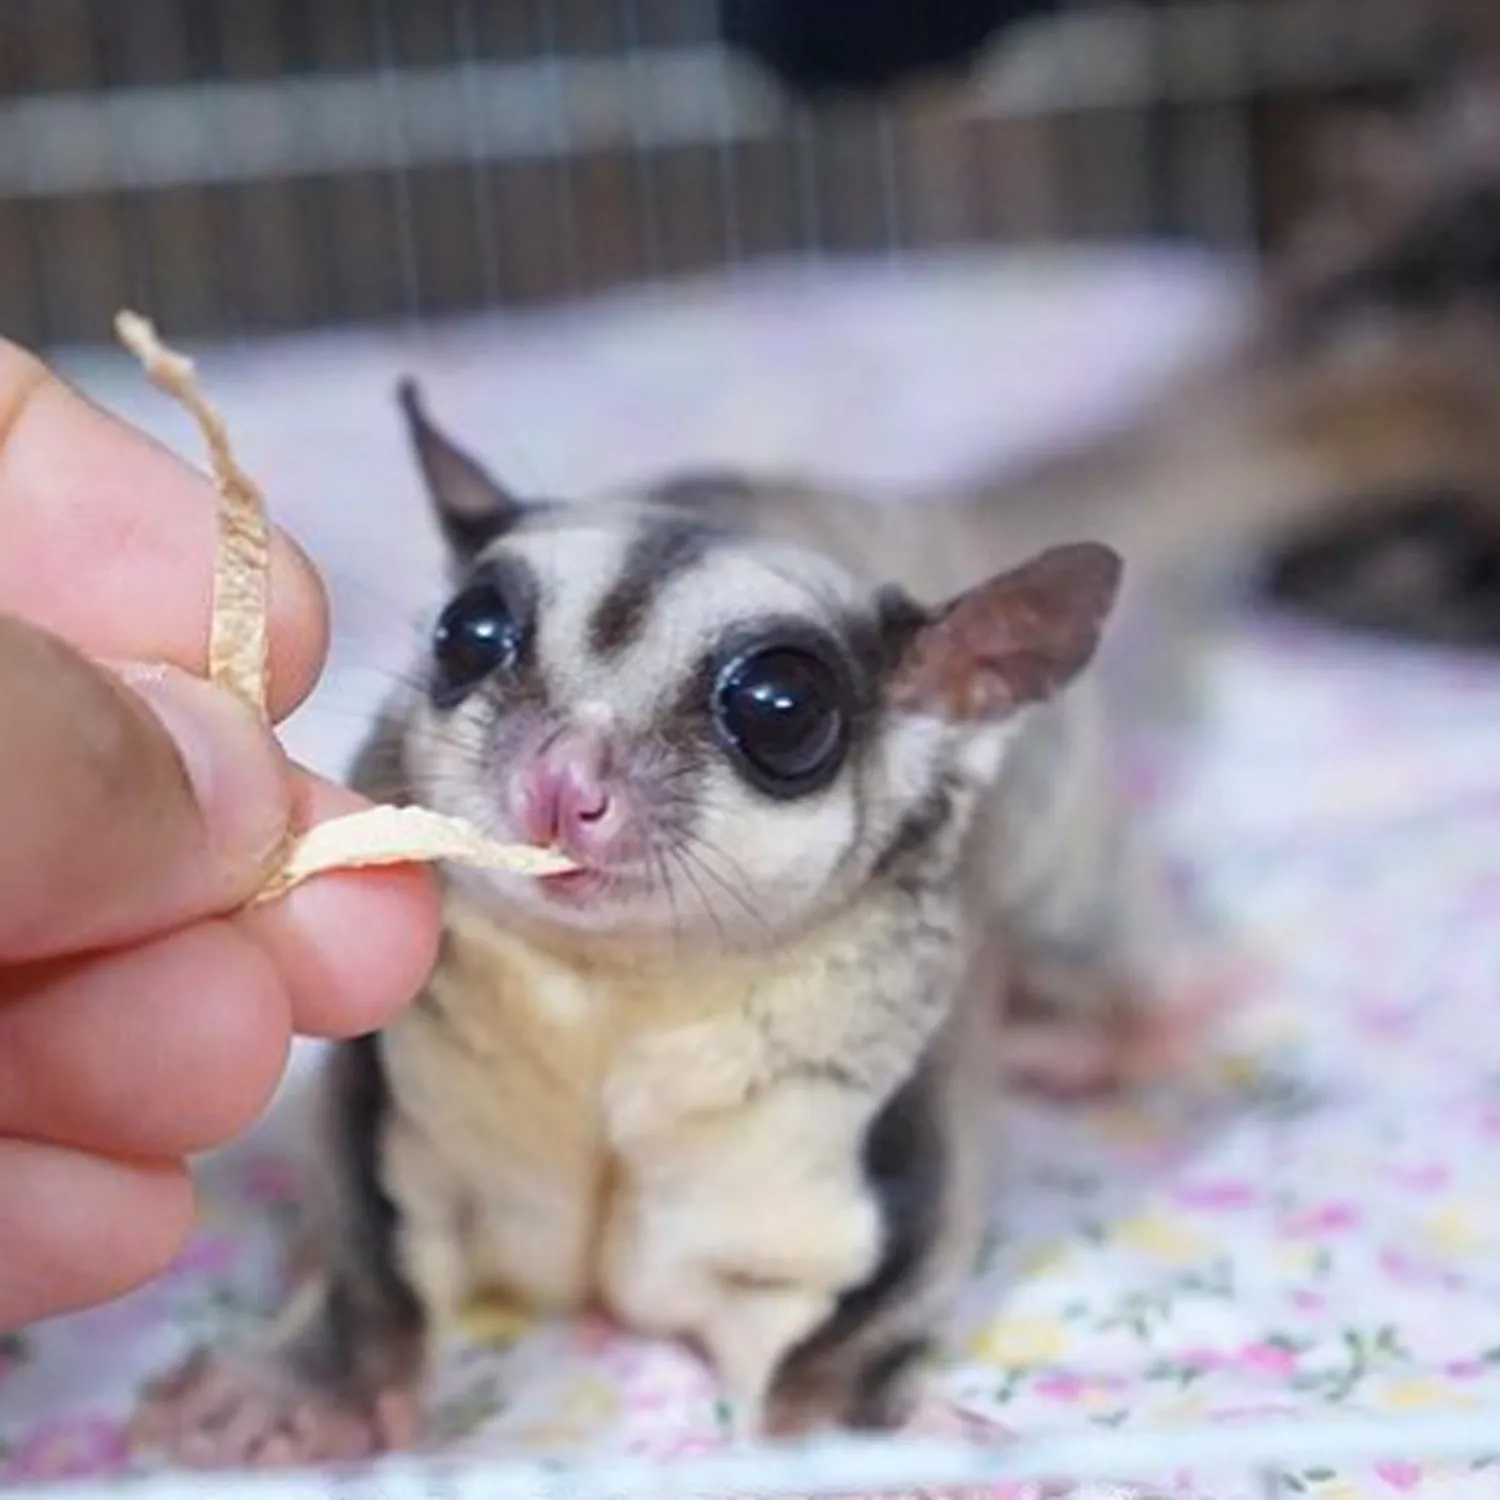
(1357, 1003), (1414, 1039)
(5, 1417), (129, 1481)
(1290, 1290), (1326, 1312)
(574, 1311), (622, 1356)
(1443, 1358), (1486, 1381)
(1283, 1201), (1362, 1238)
(1174, 1180), (1256, 1211)
(65, 1280), (173, 1343)
(1374, 1459), (1423, 1492)
(1232, 1342), (1297, 1378)
(1208, 1403), (1303, 1424)
(934, 1486), (1035, 1500)
(1177, 1344), (1297, 1379)
(162, 1231), (241, 1281)
(1034, 1373), (1090, 1402)
(1380, 1246), (1414, 1279)
(1179, 1347), (1229, 1372)
(636, 1430), (724, 1461)
(240, 1154), (299, 1206)
(599, 1345), (658, 1385)
(631, 1384), (673, 1416)
(1390, 1162), (1449, 1192)
(1378, 1246), (1446, 1287)
(1033, 1372), (1123, 1405)
(820, 1483), (1036, 1500)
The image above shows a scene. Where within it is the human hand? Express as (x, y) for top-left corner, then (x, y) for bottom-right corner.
(0, 338), (441, 1330)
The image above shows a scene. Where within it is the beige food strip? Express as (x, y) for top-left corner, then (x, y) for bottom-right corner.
(114, 309), (577, 897)
(114, 311), (272, 718)
(253, 806), (580, 904)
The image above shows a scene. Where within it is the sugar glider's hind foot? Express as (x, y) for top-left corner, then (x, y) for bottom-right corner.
(133, 1031), (443, 1469)
(131, 1233), (430, 1472)
(131, 1347), (419, 1470)
(761, 1335), (929, 1439)
(1000, 959), (1235, 1100)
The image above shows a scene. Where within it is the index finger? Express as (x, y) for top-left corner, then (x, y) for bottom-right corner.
(0, 338), (327, 722)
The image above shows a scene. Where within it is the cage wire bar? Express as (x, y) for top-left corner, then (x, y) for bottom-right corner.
(7, 0), (1500, 1493)
(0, 0), (1430, 349)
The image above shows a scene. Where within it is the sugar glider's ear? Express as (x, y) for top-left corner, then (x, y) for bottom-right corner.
(397, 378), (522, 565)
(888, 542), (1122, 722)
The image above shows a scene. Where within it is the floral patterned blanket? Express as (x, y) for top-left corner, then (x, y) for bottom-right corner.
(5, 256), (1500, 1500)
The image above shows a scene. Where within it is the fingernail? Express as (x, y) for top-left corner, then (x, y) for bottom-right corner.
(115, 662), (292, 884)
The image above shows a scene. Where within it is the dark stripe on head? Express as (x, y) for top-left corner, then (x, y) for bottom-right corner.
(588, 515), (717, 659)
(647, 471), (764, 521)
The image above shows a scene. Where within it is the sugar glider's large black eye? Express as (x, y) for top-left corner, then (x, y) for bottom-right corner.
(713, 642), (850, 797)
(430, 578), (525, 709)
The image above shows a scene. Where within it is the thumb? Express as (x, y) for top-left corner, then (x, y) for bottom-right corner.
(0, 614), (292, 962)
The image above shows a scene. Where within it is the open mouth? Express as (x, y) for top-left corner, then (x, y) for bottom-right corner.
(536, 865), (613, 901)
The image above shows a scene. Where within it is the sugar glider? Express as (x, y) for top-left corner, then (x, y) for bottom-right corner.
(134, 373), (1205, 1467)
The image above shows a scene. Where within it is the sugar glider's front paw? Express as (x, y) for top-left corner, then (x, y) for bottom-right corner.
(131, 1348), (419, 1469)
(604, 1019), (762, 1141)
(702, 1279), (838, 1442)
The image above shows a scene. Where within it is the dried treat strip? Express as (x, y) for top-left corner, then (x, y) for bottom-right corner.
(115, 311), (272, 718)
(252, 806), (580, 904)
(115, 310), (577, 896)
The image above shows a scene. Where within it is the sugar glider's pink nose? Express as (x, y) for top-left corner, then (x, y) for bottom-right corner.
(516, 731), (620, 859)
